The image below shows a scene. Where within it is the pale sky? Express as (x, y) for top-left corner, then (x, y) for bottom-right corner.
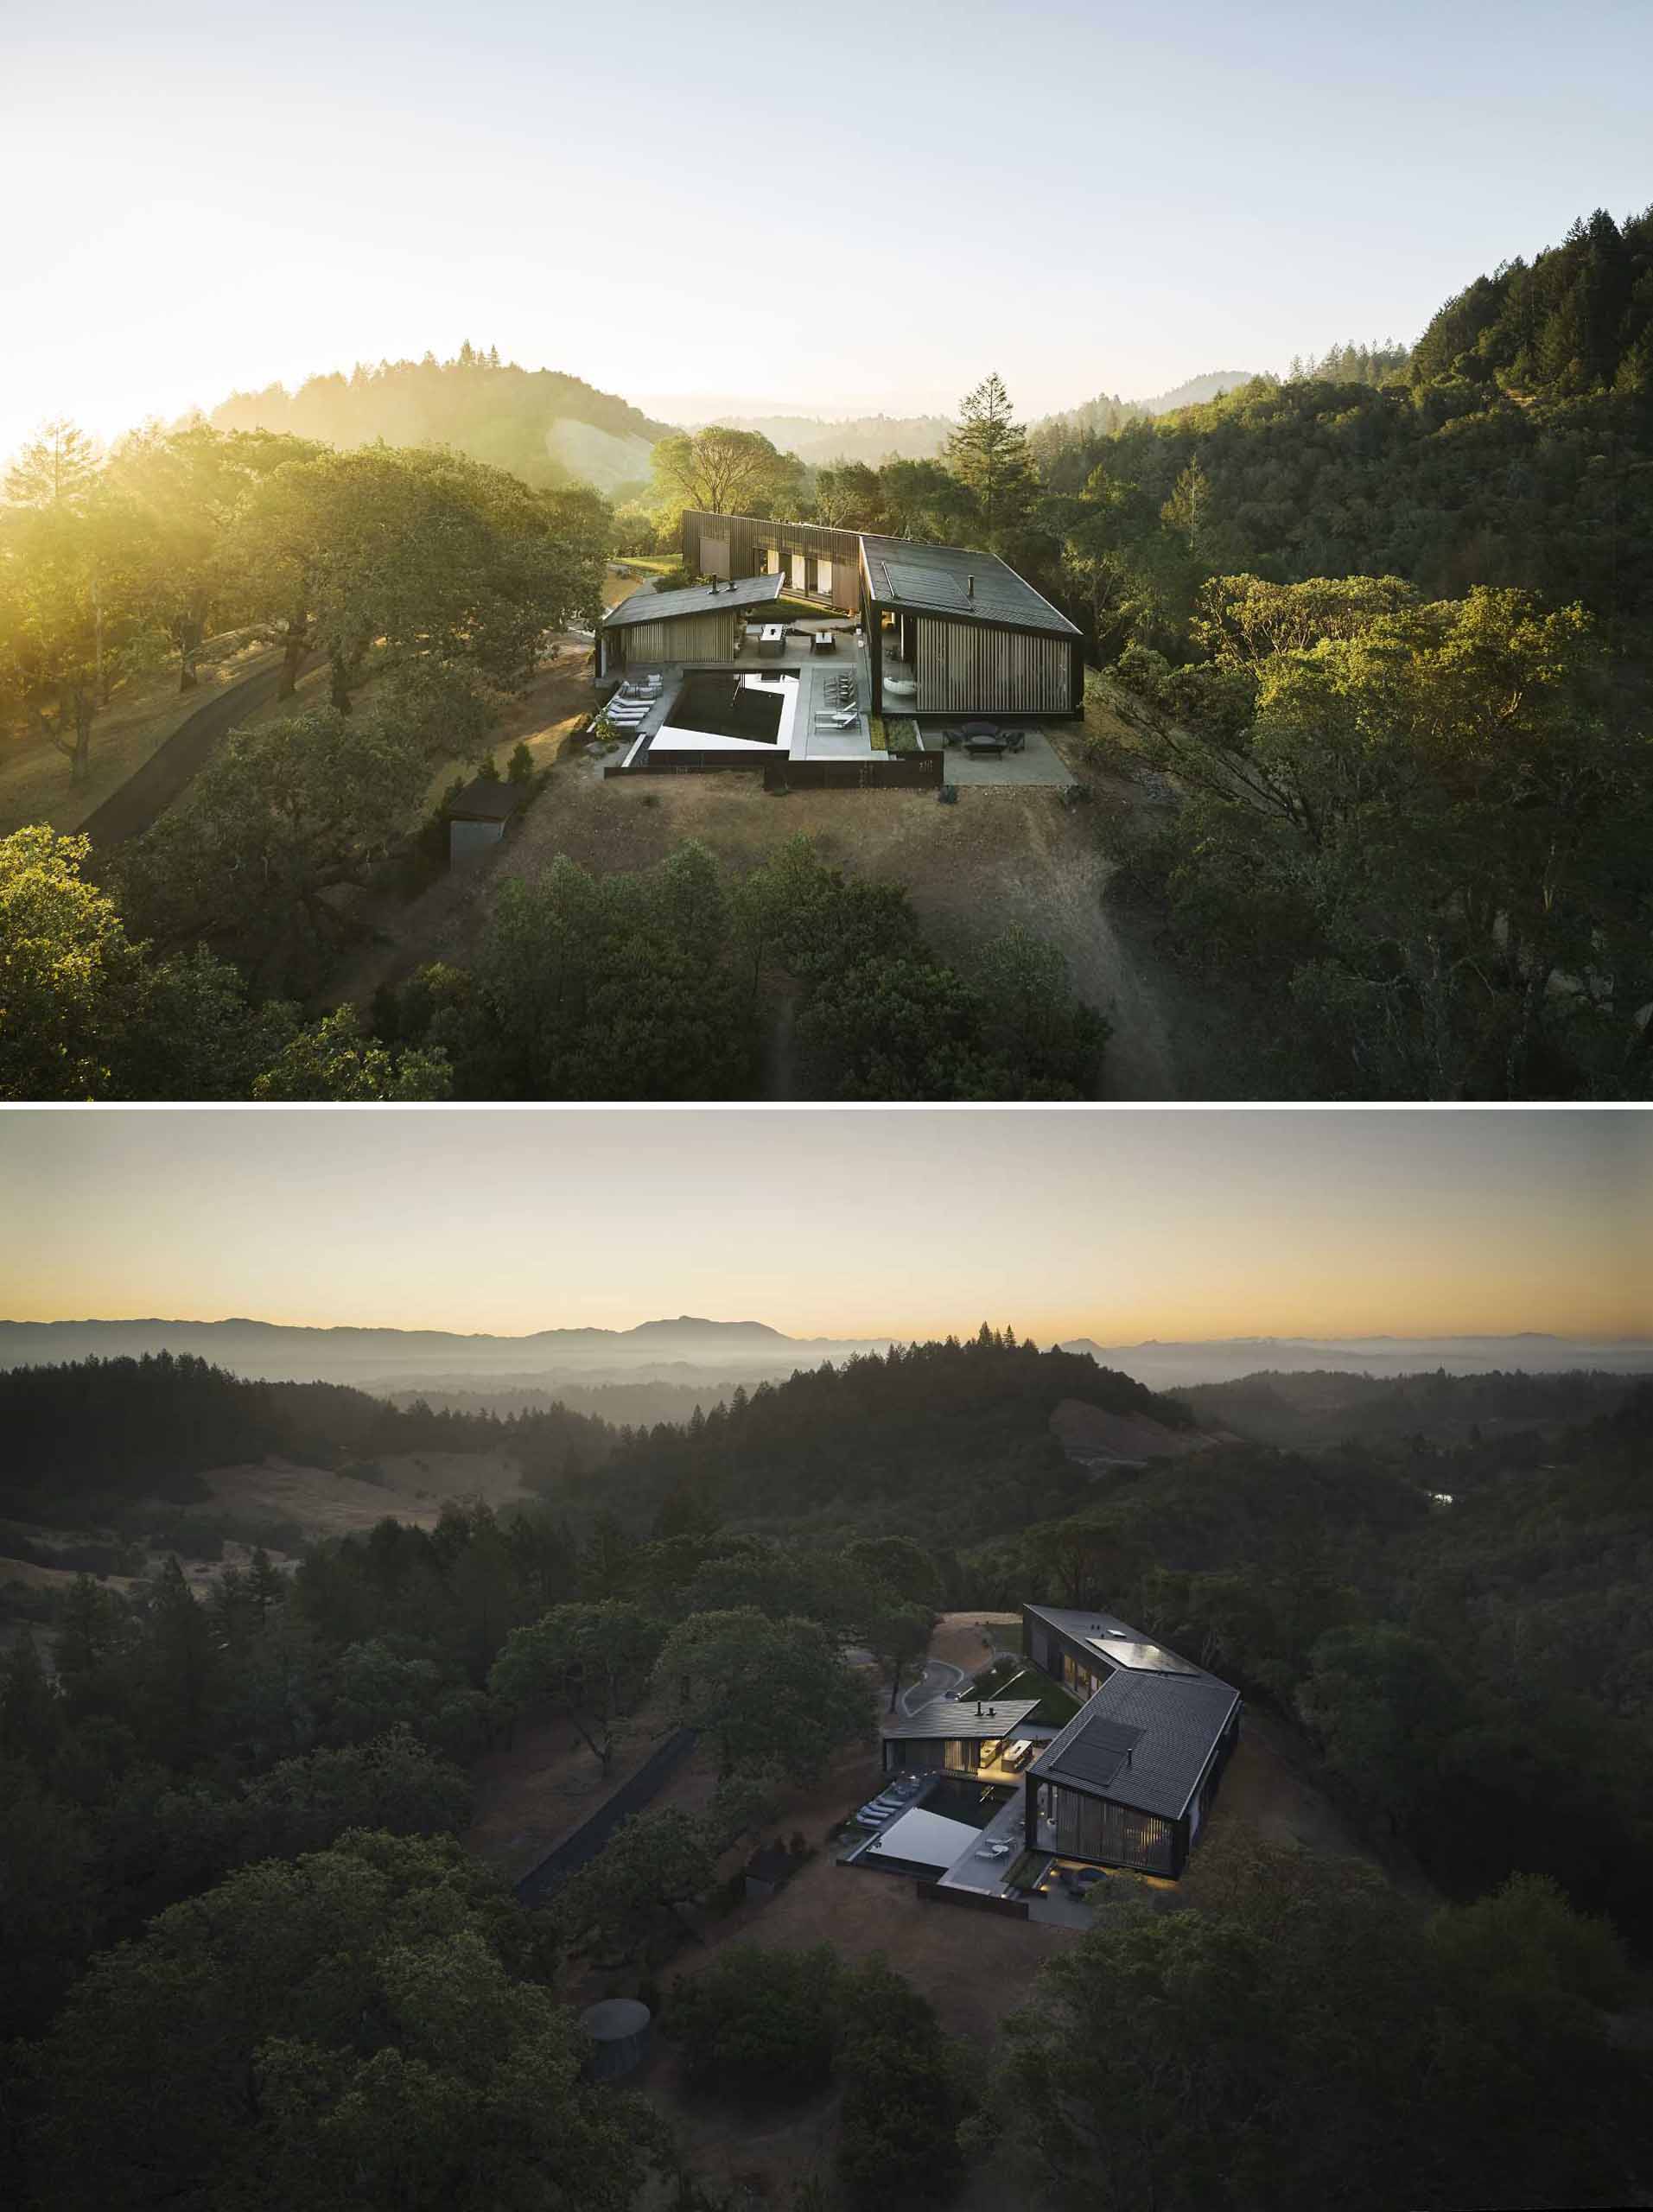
(1, 1110), (1646, 1343)
(3, 0), (1650, 463)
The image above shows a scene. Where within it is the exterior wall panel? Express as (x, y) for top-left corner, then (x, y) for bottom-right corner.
(680, 512), (862, 612)
(1051, 1783), (1177, 1875)
(612, 610), (738, 665)
(915, 618), (1072, 715)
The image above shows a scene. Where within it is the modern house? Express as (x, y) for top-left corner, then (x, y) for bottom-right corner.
(679, 509), (1084, 722)
(1020, 1604), (1242, 1878)
(594, 572), (786, 683)
(874, 1604), (1240, 1885)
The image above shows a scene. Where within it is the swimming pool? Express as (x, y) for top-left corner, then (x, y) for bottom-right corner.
(918, 1777), (1014, 1830)
(668, 671), (792, 745)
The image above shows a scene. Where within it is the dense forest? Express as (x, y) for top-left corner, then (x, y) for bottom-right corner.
(0, 1351), (614, 1516)
(3, 1334), (1650, 2207)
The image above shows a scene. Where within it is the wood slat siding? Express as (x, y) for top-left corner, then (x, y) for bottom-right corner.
(915, 619), (1072, 715)
(613, 609), (737, 665)
(680, 512), (862, 613)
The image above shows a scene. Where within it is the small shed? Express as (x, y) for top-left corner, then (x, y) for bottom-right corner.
(744, 1842), (794, 1902)
(580, 1997), (652, 2082)
(447, 777), (524, 866)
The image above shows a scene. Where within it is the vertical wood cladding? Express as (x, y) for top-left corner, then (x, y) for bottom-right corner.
(613, 609), (738, 664)
(915, 619), (1072, 714)
(680, 512), (862, 612)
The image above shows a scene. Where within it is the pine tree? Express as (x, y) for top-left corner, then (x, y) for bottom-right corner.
(4, 417), (100, 509)
(944, 372), (1036, 534)
(0, 1632), (62, 1766)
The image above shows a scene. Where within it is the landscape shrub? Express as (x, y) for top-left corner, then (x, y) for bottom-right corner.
(665, 1943), (843, 2103)
(836, 1958), (968, 2210)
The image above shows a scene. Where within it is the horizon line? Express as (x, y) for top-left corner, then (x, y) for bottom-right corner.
(1, 1312), (1647, 1348)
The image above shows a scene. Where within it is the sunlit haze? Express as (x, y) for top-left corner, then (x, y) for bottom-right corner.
(1, 1109), (1646, 1343)
(4, 0), (1650, 461)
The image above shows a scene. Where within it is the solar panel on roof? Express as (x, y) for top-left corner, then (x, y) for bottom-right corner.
(1054, 1714), (1146, 1789)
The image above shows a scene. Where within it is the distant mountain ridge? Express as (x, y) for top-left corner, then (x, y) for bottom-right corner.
(700, 413), (955, 465)
(0, 1318), (1643, 1393)
(1034, 369), (1261, 442)
(0, 1314), (892, 1384)
(1059, 1335), (1652, 1388)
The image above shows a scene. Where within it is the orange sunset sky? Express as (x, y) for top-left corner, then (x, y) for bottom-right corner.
(1, 1109), (1647, 1344)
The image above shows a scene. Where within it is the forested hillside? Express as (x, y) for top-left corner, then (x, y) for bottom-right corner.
(559, 1329), (1194, 1542)
(210, 345), (671, 494)
(1038, 209), (1653, 633)
(0, 1352), (613, 1516)
(3, 1333), (1650, 2207)
(1179, 1365), (1639, 1450)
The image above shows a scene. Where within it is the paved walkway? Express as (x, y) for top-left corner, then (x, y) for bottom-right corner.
(900, 1658), (969, 1716)
(82, 652), (315, 848)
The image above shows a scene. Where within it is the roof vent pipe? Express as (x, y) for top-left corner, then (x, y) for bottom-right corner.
(967, 573), (975, 599)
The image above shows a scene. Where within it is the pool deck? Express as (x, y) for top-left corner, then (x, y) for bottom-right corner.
(607, 621), (880, 764)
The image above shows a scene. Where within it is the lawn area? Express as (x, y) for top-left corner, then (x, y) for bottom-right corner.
(957, 1656), (1080, 1727)
(0, 632), (275, 838)
(765, 595), (843, 624)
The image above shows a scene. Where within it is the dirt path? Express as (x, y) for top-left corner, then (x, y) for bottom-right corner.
(81, 652), (314, 848)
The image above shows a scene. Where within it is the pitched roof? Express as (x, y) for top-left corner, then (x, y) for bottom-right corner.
(601, 573), (785, 628)
(1030, 1667), (1239, 1820)
(882, 1695), (1039, 1742)
(859, 535), (1080, 637)
(448, 778), (525, 821)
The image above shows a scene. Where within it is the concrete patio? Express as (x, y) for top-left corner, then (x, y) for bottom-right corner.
(601, 618), (881, 764)
(941, 727), (1078, 786)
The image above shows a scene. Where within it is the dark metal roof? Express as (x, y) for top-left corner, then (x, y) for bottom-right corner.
(882, 1695), (1039, 1743)
(859, 535), (1080, 637)
(448, 778), (524, 822)
(1031, 1669), (1239, 1820)
(601, 573), (784, 628)
(1024, 1602), (1239, 1818)
(1049, 1713), (1145, 1789)
(1025, 1602), (1146, 1647)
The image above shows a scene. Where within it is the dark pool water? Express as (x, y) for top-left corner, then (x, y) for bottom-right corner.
(670, 673), (785, 744)
(919, 1777), (1014, 1829)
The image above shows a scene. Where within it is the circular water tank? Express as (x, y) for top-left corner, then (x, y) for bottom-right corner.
(580, 1997), (652, 2082)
